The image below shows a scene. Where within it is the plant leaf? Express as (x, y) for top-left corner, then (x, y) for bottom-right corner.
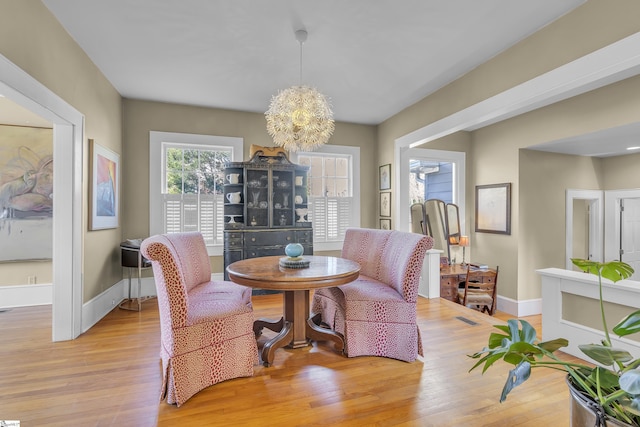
(504, 352), (527, 366)
(571, 258), (601, 275)
(519, 319), (537, 343)
(623, 397), (640, 417)
(570, 258), (634, 282)
(500, 361), (531, 402)
(589, 366), (620, 389)
(509, 341), (542, 355)
(601, 261), (634, 283)
(492, 324), (510, 334)
(613, 310), (640, 337)
(620, 370), (640, 395)
(480, 352), (508, 373)
(507, 318), (521, 342)
(579, 344), (633, 366)
(488, 332), (509, 349)
(539, 338), (569, 353)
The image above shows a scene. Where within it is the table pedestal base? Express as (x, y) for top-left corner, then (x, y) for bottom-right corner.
(253, 289), (344, 366)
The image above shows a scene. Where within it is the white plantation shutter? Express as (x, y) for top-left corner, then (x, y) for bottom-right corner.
(182, 194), (199, 233)
(337, 197), (352, 238)
(310, 197), (327, 241)
(163, 194), (224, 245)
(309, 197), (354, 243)
(165, 196), (182, 233)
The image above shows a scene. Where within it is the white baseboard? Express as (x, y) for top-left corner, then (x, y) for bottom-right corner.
(80, 274), (224, 333)
(496, 295), (542, 317)
(2, 272), (245, 333)
(81, 277), (157, 333)
(0, 283), (52, 309)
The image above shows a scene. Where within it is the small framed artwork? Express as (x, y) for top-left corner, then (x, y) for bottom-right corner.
(379, 163), (391, 190)
(475, 183), (511, 235)
(380, 191), (391, 217)
(380, 218), (391, 230)
(89, 139), (120, 230)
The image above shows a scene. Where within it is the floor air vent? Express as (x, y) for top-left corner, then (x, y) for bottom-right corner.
(456, 316), (478, 326)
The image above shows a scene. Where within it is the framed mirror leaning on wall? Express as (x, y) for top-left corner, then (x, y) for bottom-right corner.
(416, 199), (461, 264)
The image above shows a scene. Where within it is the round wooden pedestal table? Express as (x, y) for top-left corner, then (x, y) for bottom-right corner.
(226, 255), (360, 367)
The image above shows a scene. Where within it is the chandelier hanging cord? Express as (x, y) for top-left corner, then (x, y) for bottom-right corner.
(296, 29), (307, 85)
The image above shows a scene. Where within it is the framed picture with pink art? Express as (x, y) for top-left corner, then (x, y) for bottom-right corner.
(89, 139), (120, 230)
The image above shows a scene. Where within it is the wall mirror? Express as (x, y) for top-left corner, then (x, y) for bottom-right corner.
(419, 199), (460, 263)
(445, 203), (461, 245)
(410, 203), (426, 235)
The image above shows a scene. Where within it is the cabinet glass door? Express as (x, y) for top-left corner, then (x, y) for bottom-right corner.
(272, 169), (294, 227)
(246, 168), (269, 227)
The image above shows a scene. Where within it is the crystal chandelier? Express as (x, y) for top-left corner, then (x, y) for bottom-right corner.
(265, 29), (334, 152)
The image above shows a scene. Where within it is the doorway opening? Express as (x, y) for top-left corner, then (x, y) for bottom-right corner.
(0, 54), (84, 341)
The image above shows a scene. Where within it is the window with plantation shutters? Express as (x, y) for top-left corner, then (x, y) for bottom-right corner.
(294, 145), (360, 251)
(163, 193), (224, 245)
(150, 132), (243, 256)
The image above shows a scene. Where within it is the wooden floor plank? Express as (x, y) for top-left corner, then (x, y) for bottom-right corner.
(0, 294), (578, 426)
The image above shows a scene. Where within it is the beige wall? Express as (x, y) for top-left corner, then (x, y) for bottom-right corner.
(519, 150), (603, 300)
(3, 0), (640, 307)
(0, 1), (123, 302)
(603, 152), (640, 189)
(122, 99), (377, 274)
(377, 0), (640, 303)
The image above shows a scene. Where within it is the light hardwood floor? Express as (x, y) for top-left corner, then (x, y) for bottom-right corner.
(1, 294), (577, 426)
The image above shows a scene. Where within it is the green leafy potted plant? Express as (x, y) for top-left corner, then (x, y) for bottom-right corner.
(469, 258), (640, 426)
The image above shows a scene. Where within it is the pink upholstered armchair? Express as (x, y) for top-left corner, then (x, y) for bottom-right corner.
(312, 228), (433, 362)
(140, 232), (258, 406)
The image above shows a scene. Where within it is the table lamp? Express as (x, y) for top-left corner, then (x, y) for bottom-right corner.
(459, 235), (470, 266)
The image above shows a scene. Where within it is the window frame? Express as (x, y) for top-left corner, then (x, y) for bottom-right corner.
(291, 145), (360, 251)
(149, 131), (243, 256)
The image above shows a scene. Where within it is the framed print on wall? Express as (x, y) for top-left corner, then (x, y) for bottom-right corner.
(89, 139), (119, 230)
(380, 191), (391, 217)
(475, 182), (511, 235)
(379, 163), (391, 190)
(380, 218), (391, 230)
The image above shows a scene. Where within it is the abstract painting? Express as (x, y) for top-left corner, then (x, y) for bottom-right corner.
(90, 139), (119, 230)
(0, 126), (53, 261)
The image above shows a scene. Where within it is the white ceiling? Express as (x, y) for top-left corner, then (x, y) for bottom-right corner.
(528, 122), (640, 158)
(4, 1), (639, 158)
(40, 0), (584, 125)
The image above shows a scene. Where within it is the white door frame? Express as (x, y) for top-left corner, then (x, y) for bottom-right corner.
(0, 54), (84, 341)
(565, 189), (603, 270)
(397, 147), (466, 233)
(605, 188), (640, 264)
